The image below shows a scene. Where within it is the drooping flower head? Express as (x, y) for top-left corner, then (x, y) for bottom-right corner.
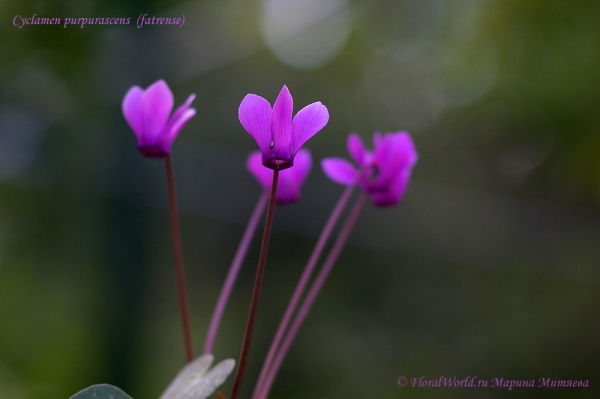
(322, 131), (418, 206)
(239, 85), (328, 171)
(122, 80), (196, 158)
(247, 148), (312, 204)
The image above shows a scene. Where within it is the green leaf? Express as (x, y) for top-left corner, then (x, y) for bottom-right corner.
(69, 384), (134, 399)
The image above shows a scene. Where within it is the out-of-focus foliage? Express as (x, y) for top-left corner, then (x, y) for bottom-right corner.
(0, 0), (599, 398)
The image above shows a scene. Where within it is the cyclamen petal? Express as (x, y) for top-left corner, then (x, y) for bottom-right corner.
(277, 149), (312, 204)
(239, 85), (328, 170)
(247, 151), (273, 191)
(347, 133), (369, 166)
(370, 168), (412, 207)
(321, 158), (358, 185)
(141, 80), (174, 139)
(164, 93), (197, 136)
(287, 149), (312, 187)
(239, 94), (273, 157)
(292, 102), (329, 156)
(371, 132), (417, 192)
(247, 149), (312, 204)
(122, 80), (196, 158)
(271, 86), (294, 161)
(160, 108), (197, 152)
(122, 86), (145, 139)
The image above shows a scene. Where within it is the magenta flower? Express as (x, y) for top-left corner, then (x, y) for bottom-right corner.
(247, 149), (312, 204)
(238, 85), (328, 171)
(322, 132), (418, 206)
(122, 80), (196, 158)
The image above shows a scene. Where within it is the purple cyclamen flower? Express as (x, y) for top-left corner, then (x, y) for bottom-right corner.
(122, 80), (196, 158)
(322, 131), (418, 206)
(247, 148), (312, 204)
(239, 85), (328, 171)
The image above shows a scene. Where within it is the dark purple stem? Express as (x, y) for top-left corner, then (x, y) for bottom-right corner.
(252, 185), (356, 399)
(230, 169), (279, 399)
(165, 154), (194, 363)
(258, 191), (368, 399)
(204, 192), (269, 355)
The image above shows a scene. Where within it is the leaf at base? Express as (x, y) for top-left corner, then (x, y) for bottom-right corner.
(159, 354), (236, 399)
(69, 384), (134, 399)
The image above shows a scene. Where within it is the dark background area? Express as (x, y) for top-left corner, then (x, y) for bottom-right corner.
(0, 0), (599, 398)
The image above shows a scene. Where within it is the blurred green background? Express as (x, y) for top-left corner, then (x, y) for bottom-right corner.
(1, 0), (599, 398)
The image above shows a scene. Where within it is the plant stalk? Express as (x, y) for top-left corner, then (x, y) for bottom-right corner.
(204, 192), (269, 354)
(259, 191), (368, 399)
(230, 170), (279, 399)
(165, 154), (194, 362)
(252, 185), (355, 399)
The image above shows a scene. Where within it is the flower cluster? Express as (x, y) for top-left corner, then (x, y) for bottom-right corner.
(102, 80), (419, 399)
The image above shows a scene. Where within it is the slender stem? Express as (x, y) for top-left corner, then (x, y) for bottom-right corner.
(252, 185), (356, 399)
(259, 192), (368, 399)
(204, 192), (269, 354)
(230, 170), (279, 399)
(165, 154), (194, 363)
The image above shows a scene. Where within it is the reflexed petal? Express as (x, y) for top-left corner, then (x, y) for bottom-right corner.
(370, 191), (397, 207)
(372, 131), (383, 149)
(239, 94), (273, 156)
(247, 151), (273, 192)
(370, 168), (412, 207)
(277, 149), (312, 204)
(164, 93), (196, 137)
(321, 158), (358, 185)
(122, 86), (144, 140)
(159, 108), (197, 154)
(347, 133), (369, 166)
(288, 149), (312, 187)
(371, 132), (417, 190)
(396, 132), (419, 167)
(271, 85), (294, 161)
(292, 102), (329, 155)
(372, 133), (390, 168)
(383, 133), (418, 181)
(141, 80), (174, 140)
(276, 179), (297, 204)
(371, 136), (399, 189)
